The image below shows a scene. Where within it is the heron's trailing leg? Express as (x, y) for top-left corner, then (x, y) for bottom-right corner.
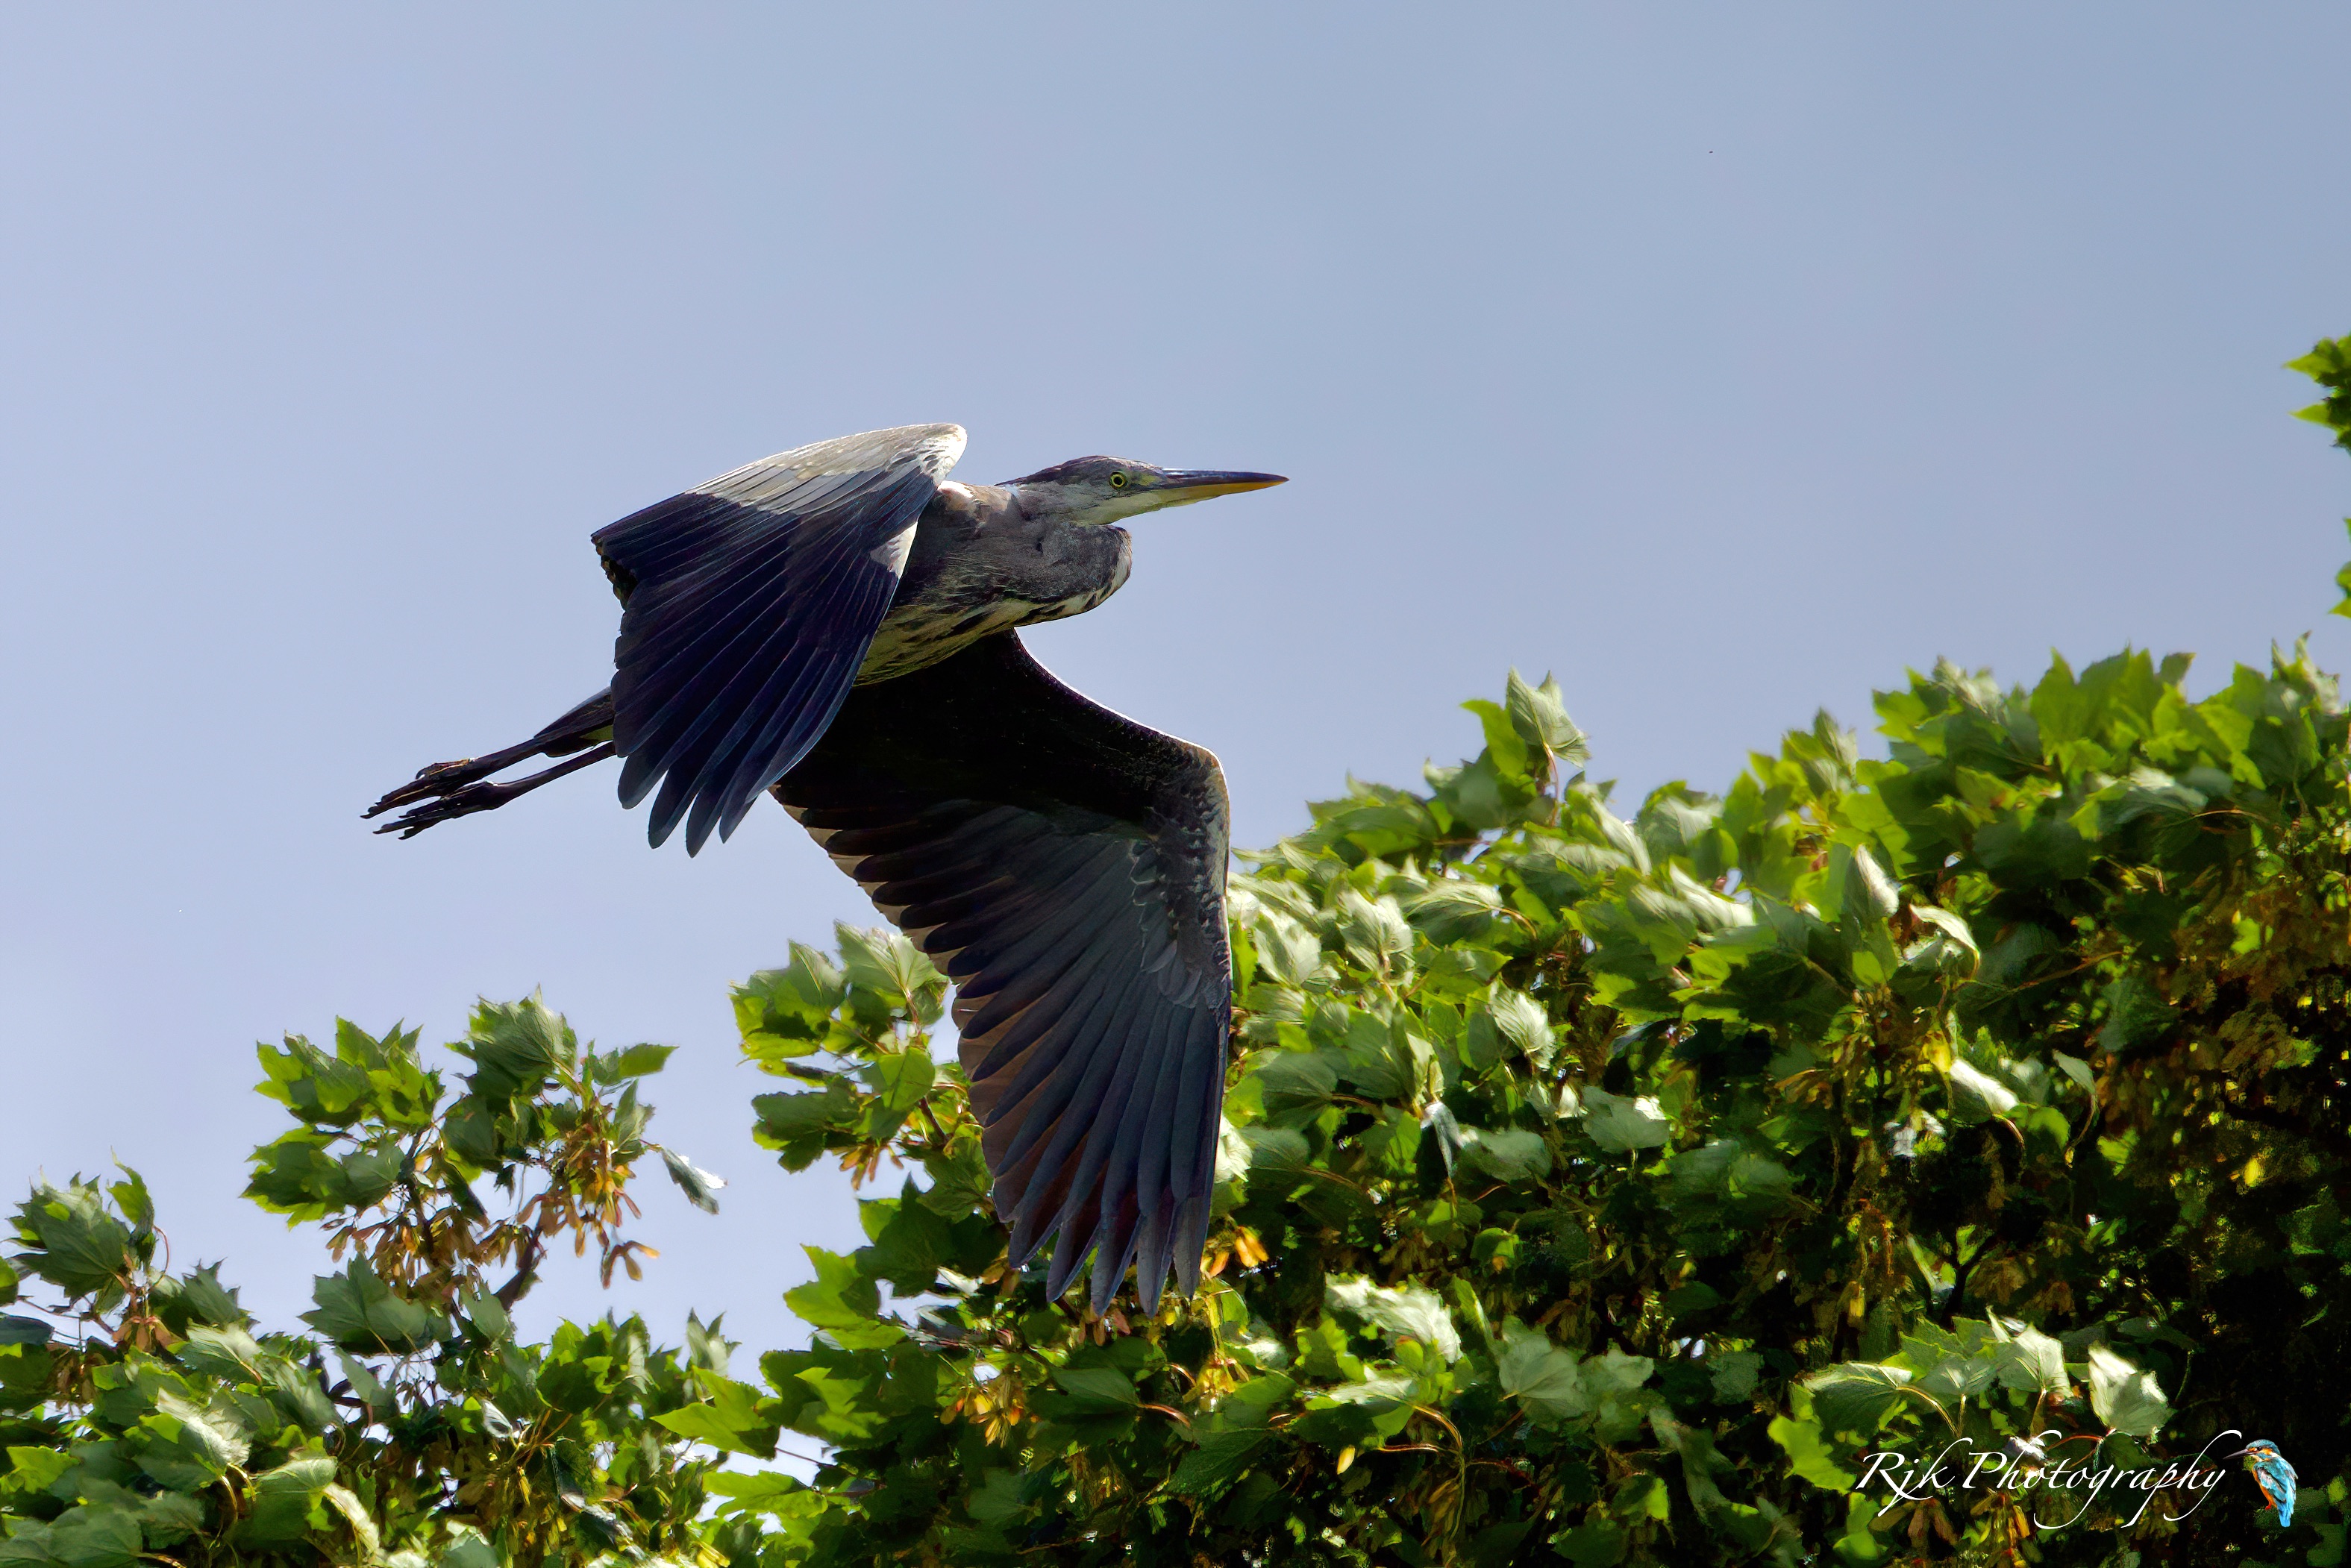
(369, 736), (563, 815)
(366, 689), (616, 823)
(372, 743), (616, 837)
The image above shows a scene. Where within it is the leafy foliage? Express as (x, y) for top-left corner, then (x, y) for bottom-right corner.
(705, 627), (2351, 1564)
(2, 1002), (742, 1566)
(9, 342), (2351, 1564)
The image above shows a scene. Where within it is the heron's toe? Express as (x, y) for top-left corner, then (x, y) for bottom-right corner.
(372, 780), (515, 836)
(365, 759), (485, 818)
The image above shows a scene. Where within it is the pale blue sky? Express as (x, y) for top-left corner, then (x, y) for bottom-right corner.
(4, 5), (2348, 1353)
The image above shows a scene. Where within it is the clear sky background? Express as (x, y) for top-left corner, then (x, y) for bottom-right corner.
(5, 5), (2350, 1357)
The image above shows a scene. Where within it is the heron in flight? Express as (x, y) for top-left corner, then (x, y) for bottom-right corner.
(368, 425), (1285, 1313)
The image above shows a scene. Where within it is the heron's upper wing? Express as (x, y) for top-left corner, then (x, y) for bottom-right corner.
(592, 423), (965, 853)
(771, 631), (1232, 1313)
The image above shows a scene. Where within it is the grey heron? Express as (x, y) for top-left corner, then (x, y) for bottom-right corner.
(367, 424), (1286, 1313)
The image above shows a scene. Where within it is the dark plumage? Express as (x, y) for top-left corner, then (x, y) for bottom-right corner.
(367, 424), (1286, 1311)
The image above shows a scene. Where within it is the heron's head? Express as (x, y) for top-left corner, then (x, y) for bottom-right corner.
(1005, 455), (1286, 527)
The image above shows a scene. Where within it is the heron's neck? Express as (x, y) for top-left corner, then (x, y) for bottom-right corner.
(1006, 482), (1153, 530)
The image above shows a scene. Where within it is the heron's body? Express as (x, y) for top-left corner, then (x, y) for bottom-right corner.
(369, 424), (1283, 1312)
(857, 479), (1132, 683)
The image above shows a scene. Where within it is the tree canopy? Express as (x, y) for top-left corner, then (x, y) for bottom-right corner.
(8, 342), (2351, 1565)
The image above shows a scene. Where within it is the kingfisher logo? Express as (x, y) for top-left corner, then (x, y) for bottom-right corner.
(1850, 1429), (2288, 1530)
(2226, 1439), (2297, 1528)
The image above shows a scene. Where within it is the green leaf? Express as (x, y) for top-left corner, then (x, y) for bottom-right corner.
(0, 1316), (51, 1347)
(1403, 879), (1506, 945)
(2085, 1344), (2170, 1438)
(37, 1503), (144, 1568)
(836, 923), (945, 1019)
(436, 1526), (503, 1568)
(657, 1147), (726, 1214)
(1769, 1402), (1859, 1490)
(1170, 1428), (1272, 1496)
(1050, 1366), (1142, 1414)
(4, 1444), (75, 1496)
(1336, 890), (1413, 976)
(1946, 1059), (2020, 1123)
(861, 1045), (937, 1144)
(1505, 668), (1588, 765)
(1902, 905), (1979, 978)
(706, 1467), (816, 1520)
(1583, 1347), (1654, 1401)
(1837, 1492), (1888, 1562)
(1580, 1088), (1672, 1153)
(334, 1350), (386, 1412)
(653, 1371), (780, 1458)
(254, 1031), (376, 1124)
(1326, 1006), (1415, 1100)
(1325, 1276), (1460, 1361)
(784, 1248), (901, 1349)
(104, 1167), (153, 1238)
(173, 1323), (263, 1382)
(237, 1454), (337, 1545)
(136, 1490), (204, 1546)
(2096, 973), (2174, 1054)
(1709, 1349), (1762, 1401)
(736, 944), (851, 1060)
(1457, 1126), (1553, 1183)
(1554, 1520), (1628, 1568)
(139, 1391), (251, 1488)
(1239, 1124), (1311, 1178)
(859, 1182), (954, 1293)
(1497, 1321), (1588, 1425)
(1484, 985), (1556, 1070)
(1462, 697), (1533, 783)
(1246, 1050), (1338, 1129)
(451, 994), (571, 1100)
(169, 1263), (247, 1328)
(1829, 842), (1900, 925)
(301, 1260), (451, 1354)
(598, 1042), (677, 1082)
(317, 1483), (379, 1559)
(1989, 1317), (2068, 1396)
(1803, 1362), (1915, 1437)
(1251, 912), (1325, 987)
(457, 1285), (511, 1343)
(753, 1080), (857, 1169)
(2289, 334), (2351, 451)
(12, 1180), (137, 1299)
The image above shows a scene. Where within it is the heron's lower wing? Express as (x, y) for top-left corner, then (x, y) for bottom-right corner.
(771, 631), (1232, 1312)
(592, 424), (965, 853)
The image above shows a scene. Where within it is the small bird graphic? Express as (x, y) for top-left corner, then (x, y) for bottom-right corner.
(367, 426), (1284, 1313)
(2227, 1439), (2297, 1528)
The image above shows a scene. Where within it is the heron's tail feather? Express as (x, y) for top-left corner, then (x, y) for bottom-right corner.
(365, 689), (616, 836)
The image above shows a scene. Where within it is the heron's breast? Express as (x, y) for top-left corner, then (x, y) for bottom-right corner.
(857, 598), (1023, 683)
(854, 578), (1127, 685)
(854, 523), (1131, 685)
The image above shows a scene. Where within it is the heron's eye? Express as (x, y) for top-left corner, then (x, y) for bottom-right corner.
(1108, 472), (1128, 489)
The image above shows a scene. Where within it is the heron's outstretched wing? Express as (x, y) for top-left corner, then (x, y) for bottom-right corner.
(592, 423), (965, 853)
(772, 631), (1232, 1313)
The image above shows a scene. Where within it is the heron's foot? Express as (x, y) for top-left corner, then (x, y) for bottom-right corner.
(367, 741), (617, 838)
(365, 757), (496, 818)
(371, 779), (519, 837)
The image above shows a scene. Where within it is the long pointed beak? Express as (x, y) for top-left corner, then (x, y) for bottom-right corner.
(1146, 469), (1288, 507)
